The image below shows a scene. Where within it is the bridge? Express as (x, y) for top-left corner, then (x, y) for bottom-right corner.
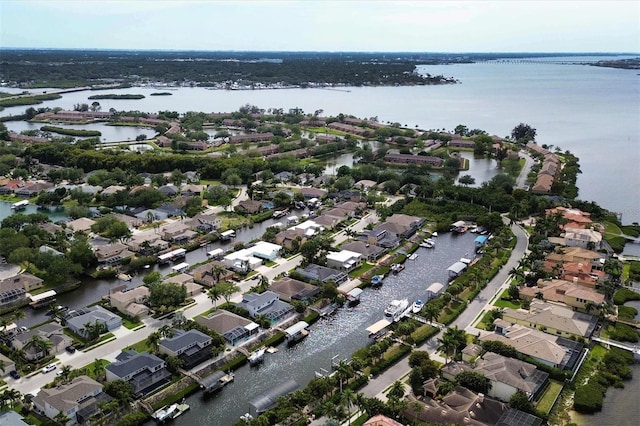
(592, 337), (640, 355)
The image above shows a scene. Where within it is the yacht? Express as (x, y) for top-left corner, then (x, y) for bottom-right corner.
(248, 347), (266, 366)
(412, 299), (424, 313)
(384, 299), (409, 322)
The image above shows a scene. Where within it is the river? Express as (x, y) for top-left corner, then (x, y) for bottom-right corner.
(173, 232), (476, 425)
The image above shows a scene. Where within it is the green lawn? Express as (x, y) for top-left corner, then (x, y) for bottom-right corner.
(349, 262), (375, 278)
(535, 380), (564, 414)
(122, 317), (142, 330)
(493, 289), (522, 309)
(125, 338), (151, 353)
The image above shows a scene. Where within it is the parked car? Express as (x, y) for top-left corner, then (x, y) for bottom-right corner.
(42, 364), (57, 374)
(9, 370), (20, 379)
(65, 345), (76, 354)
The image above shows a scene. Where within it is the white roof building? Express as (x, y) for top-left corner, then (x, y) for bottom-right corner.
(326, 250), (362, 272)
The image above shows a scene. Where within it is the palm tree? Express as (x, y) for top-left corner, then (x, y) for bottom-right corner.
(212, 265), (226, 284)
(26, 335), (51, 360)
(12, 309), (26, 325)
(2, 389), (21, 409)
(0, 359), (5, 375)
(335, 360), (353, 393)
(340, 388), (357, 426)
(438, 326), (466, 364)
(53, 411), (70, 425)
(159, 325), (175, 339)
(92, 359), (106, 382)
(146, 332), (161, 354)
(0, 317), (10, 335)
(259, 274), (270, 289)
(59, 365), (72, 384)
(207, 287), (222, 308)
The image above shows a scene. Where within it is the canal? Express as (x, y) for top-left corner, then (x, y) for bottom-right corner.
(174, 232), (477, 425)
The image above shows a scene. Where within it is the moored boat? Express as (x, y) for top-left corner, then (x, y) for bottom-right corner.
(384, 299), (409, 322)
(371, 274), (384, 288)
(412, 299), (424, 313)
(248, 347), (266, 365)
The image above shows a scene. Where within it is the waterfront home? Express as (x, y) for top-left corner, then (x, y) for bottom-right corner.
(545, 206), (594, 230)
(64, 306), (122, 338)
(340, 240), (386, 261)
(326, 250), (362, 272)
(196, 309), (259, 346)
(93, 242), (133, 265)
(235, 199), (266, 214)
(186, 212), (222, 233)
(502, 300), (597, 338)
(269, 277), (320, 302)
(12, 323), (72, 361)
(105, 350), (171, 396)
(480, 319), (583, 370)
(299, 187), (328, 200)
(14, 181), (53, 197)
(236, 291), (294, 323)
(228, 132), (274, 144)
(66, 217), (96, 233)
(358, 227), (401, 249)
(109, 286), (150, 318)
(442, 351), (549, 402)
(519, 279), (604, 313)
(312, 214), (343, 229)
(562, 228), (603, 249)
(223, 249), (262, 273)
(33, 376), (108, 426)
(158, 329), (213, 369)
(126, 233), (169, 255)
(531, 174), (554, 194)
(385, 213), (424, 237)
(0, 353), (16, 378)
(295, 263), (348, 285)
(161, 274), (203, 296)
(249, 241), (282, 261)
(160, 222), (197, 244)
(412, 383), (507, 426)
(384, 152), (444, 167)
(274, 228), (308, 250)
(0, 270), (43, 292)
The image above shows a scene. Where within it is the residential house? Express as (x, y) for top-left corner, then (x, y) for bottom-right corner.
(33, 376), (108, 425)
(340, 240), (386, 261)
(472, 352), (549, 401)
(385, 214), (425, 237)
(157, 185), (179, 197)
(162, 274), (203, 297)
(312, 214), (343, 229)
(109, 287), (150, 318)
(0, 410), (29, 426)
(358, 228), (400, 249)
(249, 241), (282, 261)
(100, 185), (126, 197)
(223, 249), (263, 273)
(187, 212), (222, 233)
(64, 306), (122, 338)
(236, 291), (294, 323)
(196, 310), (259, 345)
(413, 384), (507, 426)
(181, 184), (205, 196)
(93, 242), (133, 265)
(160, 221), (197, 244)
(274, 228), (308, 251)
(14, 181), (54, 197)
(295, 264), (348, 285)
(126, 233), (169, 255)
(235, 199), (265, 214)
(105, 351), (171, 396)
(12, 323), (72, 361)
(66, 217), (96, 233)
(480, 319), (583, 370)
(545, 207), (593, 230)
(0, 271), (43, 293)
(502, 300), (598, 338)
(228, 133), (274, 144)
(531, 174), (554, 194)
(159, 329), (213, 369)
(0, 179), (26, 195)
(563, 228), (603, 249)
(299, 187), (327, 200)
(133, 208), (170, 223)
(0, 352), (16, 378)
(519, 279), (605, 313)
(326, 250), (362, 272)
(269, 278), (320, 302)
(354, 180), (378, 191)
(496, 409), (543, 426)
(155, 201), (184, 218)
(363, 415), (404, 426)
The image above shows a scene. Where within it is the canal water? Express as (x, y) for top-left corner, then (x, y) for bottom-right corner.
(175, 232), (476, 425)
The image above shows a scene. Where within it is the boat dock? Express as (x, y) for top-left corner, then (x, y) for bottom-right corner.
(151, 402), (190, 423)
(199, 370), (235, 395)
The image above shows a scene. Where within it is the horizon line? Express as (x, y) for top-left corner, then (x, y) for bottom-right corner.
(0, 47), (638, 55)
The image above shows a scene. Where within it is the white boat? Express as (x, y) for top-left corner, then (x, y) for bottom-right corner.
(391, 263), (405, 274)
(153, 404), (179, 423)
(371, 275), (384, 287)
(117, 273), (132, 281)
(408, 253), (418, 260)
(11, 200), (29, 210)
(248, 347), (266, 365)
(384, 299), (409, 322)
(412, 299), (424, 313)
(432, 232), (438, 237)
(420, 238), (435, 248)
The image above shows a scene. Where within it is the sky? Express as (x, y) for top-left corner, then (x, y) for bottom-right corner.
(1, 0), (638, 52)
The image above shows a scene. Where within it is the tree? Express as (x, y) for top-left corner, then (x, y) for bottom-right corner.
(59, 365), (72, 384)
(458, 174), (475, 187)
(92, 358), (106, 382)
(26, 334), (51, 359)
(509, 390), (535, 414)
(438, 326), (466, 364)
(456, 371), (491, 394)
(90, 215), (131, 242)
(340, 388), (357, 426)
(216, 281), (240, 304)
(146, 332), (161, 354)
(148, 282), (187, 308)
(104, 379), (134, 405)
(511, 123), (537, 143)
(53, 411), (71, 425)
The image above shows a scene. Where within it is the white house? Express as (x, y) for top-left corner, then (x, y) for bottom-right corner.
(563, 228), (603, 249)
(223, 249), (263, 273)
(250, 241), (282, 261)
(326, 250), (362, 272)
